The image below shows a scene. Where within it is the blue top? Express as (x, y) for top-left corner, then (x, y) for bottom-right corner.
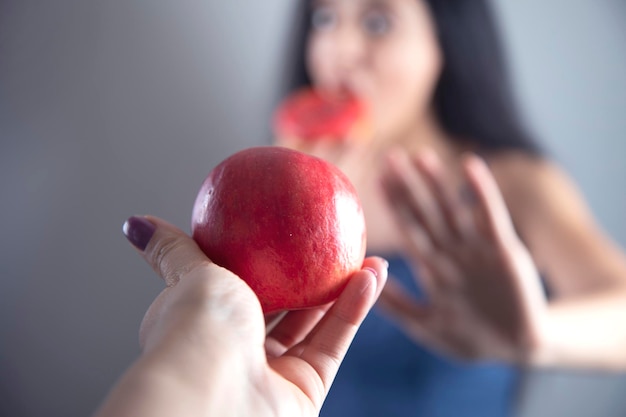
(320, 256), (520, 417)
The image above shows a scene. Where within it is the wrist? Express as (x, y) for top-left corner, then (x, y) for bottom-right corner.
(94, 345), (245, 417)
(525, 302), (607, 369)
(526, 325), (555, 368)
(138, 343), (248, 414)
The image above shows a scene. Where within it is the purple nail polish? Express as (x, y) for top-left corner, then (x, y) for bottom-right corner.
(123, 216), (155, 251)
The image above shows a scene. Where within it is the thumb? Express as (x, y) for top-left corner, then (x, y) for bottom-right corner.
(122, 215), (211, 286)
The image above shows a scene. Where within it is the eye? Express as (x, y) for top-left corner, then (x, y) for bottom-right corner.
(311, 6), (337, 31)
(361, 10), (392, 36)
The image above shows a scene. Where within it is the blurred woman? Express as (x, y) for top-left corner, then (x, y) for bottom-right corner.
(276, 1), (626, 416)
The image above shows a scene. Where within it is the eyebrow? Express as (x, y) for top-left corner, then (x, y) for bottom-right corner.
(310, 0), (395, 15)
(363, 0), (394, 12)
(310, 0), (390, 8)
(310, 0), (333, 8)
(365, 0), (388, 7)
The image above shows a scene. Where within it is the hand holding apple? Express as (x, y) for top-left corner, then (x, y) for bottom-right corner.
(95, 215), (387, 417)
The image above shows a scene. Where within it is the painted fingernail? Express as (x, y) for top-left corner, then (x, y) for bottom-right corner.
(363, 267), (378, 277)
(122, 216), (155, 251)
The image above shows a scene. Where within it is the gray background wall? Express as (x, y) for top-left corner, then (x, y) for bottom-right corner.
(0, 1), (625, 416)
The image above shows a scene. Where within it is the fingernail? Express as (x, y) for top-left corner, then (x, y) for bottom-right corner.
(363, 267), (378, 277)
(123, 216), (155, 251)
(381, 257), (389, 269)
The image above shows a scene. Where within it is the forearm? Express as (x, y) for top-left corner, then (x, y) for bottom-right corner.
(533, 288), (626, 370)
(93, 345), (245, 417)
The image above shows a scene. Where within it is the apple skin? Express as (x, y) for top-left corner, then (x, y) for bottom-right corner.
(191, 146), (367, 314)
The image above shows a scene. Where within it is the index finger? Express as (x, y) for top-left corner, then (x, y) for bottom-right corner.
(462, 155), (517, 243)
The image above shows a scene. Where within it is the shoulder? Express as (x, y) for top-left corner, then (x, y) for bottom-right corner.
(482, 150), (590, 231)
(483, 150), (596, 241)
(479, 151), (626, 295)
(484, 150), (554, 191)
(484, 150), (573, 208)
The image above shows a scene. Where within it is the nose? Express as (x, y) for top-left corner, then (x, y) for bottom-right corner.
(331, 25), (366, 79)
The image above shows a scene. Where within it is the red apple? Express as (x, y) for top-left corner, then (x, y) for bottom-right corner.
(273, 87), (370, 142)
(191, 146), (367, 313)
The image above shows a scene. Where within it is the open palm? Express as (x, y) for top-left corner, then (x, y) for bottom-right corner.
(379, 150), (547, 362)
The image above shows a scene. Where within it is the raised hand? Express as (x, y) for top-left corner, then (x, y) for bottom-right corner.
(379, 149), (547, 362)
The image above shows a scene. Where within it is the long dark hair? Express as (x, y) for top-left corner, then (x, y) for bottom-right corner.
(281, 0), (542, 155)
